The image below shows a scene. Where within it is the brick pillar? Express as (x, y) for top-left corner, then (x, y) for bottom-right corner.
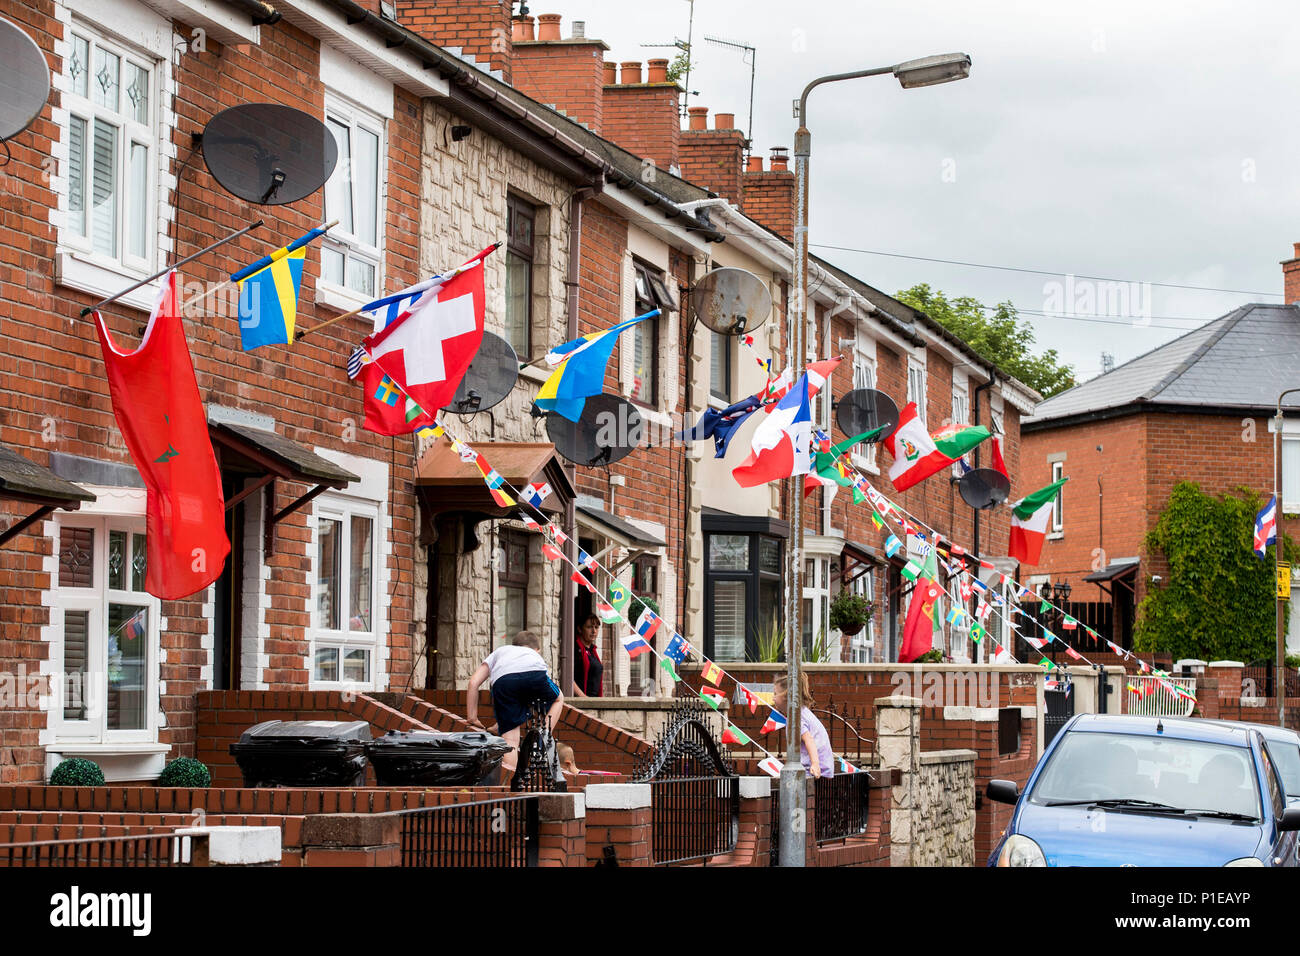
(537, 793), (586, 867)
(875, 695), (921, 868)
(299, 814), (400, 867)
(734, 776), (772, 867)
(583, 783), (652, 866)
(1208, 660), (1245, 701)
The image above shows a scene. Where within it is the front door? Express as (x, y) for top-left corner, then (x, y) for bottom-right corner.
(211, 477), (244, 690)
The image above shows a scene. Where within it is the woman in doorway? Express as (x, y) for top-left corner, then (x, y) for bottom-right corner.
(574, 613), (604, 697)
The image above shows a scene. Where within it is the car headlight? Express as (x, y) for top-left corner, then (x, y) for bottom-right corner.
(1224, 857), (1264, 867)
(997, 834), (1047, 867)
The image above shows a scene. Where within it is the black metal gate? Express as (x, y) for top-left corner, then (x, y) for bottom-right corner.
(633, 698), (739, 865)
(1042, 685), (1074, 749)
(511, 701), (567, 793)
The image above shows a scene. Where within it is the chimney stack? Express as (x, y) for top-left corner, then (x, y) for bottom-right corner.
(1284, 242), (1300, 305)
(741, 145), (796, 239)
(601, 56), (683, 172)
(397, 0), (514, 81)
(510, 13), (611, 132)
(678, 104), (746, 206)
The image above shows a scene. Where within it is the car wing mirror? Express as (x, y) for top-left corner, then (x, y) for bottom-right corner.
(1279, 807), (1300, 832)
(987, 779), (1020, 805)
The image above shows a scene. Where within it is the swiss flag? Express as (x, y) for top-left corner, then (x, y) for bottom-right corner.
(361, 250), (491, 434)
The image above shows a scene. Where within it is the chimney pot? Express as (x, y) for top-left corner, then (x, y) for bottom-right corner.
(714, 112), (735, 130)
(769, 146), (789, 171)
(620, 61), (642, 84)
(603, 61), (618, 85)
(511, 15), (535, 43)
(572, 20), (585, 39)
(646, 58), (669, 83)
(687, 106), (708, 131)
(536, 13), (562, 42)
(746, 155), (764, 172)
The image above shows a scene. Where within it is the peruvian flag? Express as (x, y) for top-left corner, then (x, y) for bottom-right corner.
(884, 402), (990, 492)
(93, 272), (230, 599)
(1008, 477), (1068, 566)
(361, 247), (492, 435)
(899, 548), (943, 663)
(732, 372), (812, 487)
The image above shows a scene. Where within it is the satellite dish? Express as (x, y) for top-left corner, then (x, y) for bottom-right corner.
(958, 468), (1011, 510)
(443, 332), (518, 415)
(835, 389), (899, 442)
(201, 103), (338, 205)
(690, 267), (773, 335)
(0, 18), (50, 143)
(546, 395), (642, 467)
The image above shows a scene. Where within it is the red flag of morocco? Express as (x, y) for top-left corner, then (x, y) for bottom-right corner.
(93, 273), (230, 599)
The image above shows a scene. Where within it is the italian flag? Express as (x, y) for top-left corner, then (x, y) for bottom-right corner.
(884, 402), (990, 491)
(1008, 477), (1068, 566)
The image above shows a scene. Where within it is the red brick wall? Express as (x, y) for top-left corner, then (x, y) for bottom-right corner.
(601, 84), (682, 173)
(584, 804), (651, 866)
(741, 169), (794, 239)
(679, 129), (745, 204)
(513, 40), (607, 132)
(0, 5), (425, 781)
(397, 0), (513, 80)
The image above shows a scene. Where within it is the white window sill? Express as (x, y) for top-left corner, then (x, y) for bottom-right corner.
(851, 453), (880, 476)
(1048, 531), (1064, 540)
(308, 682), (376, 694)
(708, 393), (730, 410)
(519, 364), (551, 387)
(640, 407), (674, 430)
(57, 250), (160, 314)
(316, 279), (374, 318)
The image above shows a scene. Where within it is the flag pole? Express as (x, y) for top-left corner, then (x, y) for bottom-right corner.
(296, 241), (502, 342)
(79, 219), (264, 317)
(179, 219), (338, 314)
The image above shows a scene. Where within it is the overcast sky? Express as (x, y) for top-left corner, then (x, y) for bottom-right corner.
(545, 0), (1296, 381)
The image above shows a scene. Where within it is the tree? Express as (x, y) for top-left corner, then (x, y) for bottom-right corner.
(1134, 482), (1295, 663)
(895, 284), (1076, 397)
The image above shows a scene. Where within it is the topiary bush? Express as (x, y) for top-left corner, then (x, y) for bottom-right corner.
(49, 757), (104, 787)
(158, 756), (211, 788)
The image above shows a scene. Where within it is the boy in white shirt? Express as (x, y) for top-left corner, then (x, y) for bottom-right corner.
(466, 630), (564, 771)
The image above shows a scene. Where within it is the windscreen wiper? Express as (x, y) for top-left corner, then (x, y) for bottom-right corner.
(1180, 809), (1258, 822)
(1043, 798), (1181, 811)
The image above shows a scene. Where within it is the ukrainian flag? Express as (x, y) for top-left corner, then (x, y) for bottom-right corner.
(232, 226), (327, 350)
(535, 310), (658, 421)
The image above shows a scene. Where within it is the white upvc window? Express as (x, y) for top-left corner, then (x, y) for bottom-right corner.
(848, 568), (874, 663)
(51, 515), (160, 745)
(321, 94), (386, 300)
(61, 22), (157, 276)
(851, 341), (878, 469)
(907, 358), (927, 422)
(311, 497), (379, 688)
(1283, 437), (1300, 513)
(951, 386), (969, 426)
(1050, 460), (1065, 534)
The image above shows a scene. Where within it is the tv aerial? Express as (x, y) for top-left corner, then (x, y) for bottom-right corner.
(690, 267), (772, 336)
(443, 332), (518, 416)
(546, 394), (643, 468)
(703, 34), (756, 154)
(834, 389), (899, 442)
(201, 103), (338, 205)
(0, 18), (51, 153)
(958, 468), (1011, 510)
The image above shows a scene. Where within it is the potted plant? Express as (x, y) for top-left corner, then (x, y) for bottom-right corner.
(829, 590), (874, 637)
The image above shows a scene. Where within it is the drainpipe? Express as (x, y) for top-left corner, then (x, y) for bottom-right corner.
(559, 190), (591, 695)
(972, 369), (997, 562)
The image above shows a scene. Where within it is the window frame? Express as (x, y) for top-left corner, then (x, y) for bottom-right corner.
(631, 260), (666, 407)
(1050, 460), (1065, 534)
(504, 193), (536, 360)
(710, 329), (733, 403)
(51, 514), (161, 746)
(310, 495), (380, 689)
(495, 526), (531, 639)
(320, 92), (387, 302)
(59, 21), (158, 278)
(851, 340), (879, 470)
(703, 531), (784, 662)
(907, 358), (927, 423)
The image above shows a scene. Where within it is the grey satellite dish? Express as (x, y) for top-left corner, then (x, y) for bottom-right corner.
(958, 468), (1011, 510)
(690, 266), (772, 335)
(0, 18), (50, 143)
(546, 395), (642, 467)
(201, 103), (338, 205)
(443, 332), (518, 415)
(835, 389), (898, 442)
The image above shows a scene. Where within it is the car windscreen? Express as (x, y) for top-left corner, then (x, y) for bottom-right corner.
(1029, 731), (1261, 819)
(1267, 739), (1300, 798)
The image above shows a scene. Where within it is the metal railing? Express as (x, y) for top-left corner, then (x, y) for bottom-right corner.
(0, 831), (208, 867)
(1126, 675), (1196, 717)
(648, 775), (739, 866)
(399, 795), (540, 867)
(1243, 664), (1300, 700)
(814, 772), (872, 845)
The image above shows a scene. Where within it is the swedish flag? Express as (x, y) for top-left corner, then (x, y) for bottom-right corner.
(232, 226), (326, 350)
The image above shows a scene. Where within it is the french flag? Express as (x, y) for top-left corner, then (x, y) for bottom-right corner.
(732, 373), (812, 488)
(1254, 494), (1277, 559)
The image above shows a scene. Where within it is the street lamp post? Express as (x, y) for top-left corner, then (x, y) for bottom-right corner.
(779, 51), (971, 867)
(1273, 389), (1300, 729)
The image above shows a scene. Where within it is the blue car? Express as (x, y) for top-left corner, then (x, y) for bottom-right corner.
(987, 714), (1300, 866)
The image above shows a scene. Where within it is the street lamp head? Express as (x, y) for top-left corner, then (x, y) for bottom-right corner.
(893, 53), (972, 89)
